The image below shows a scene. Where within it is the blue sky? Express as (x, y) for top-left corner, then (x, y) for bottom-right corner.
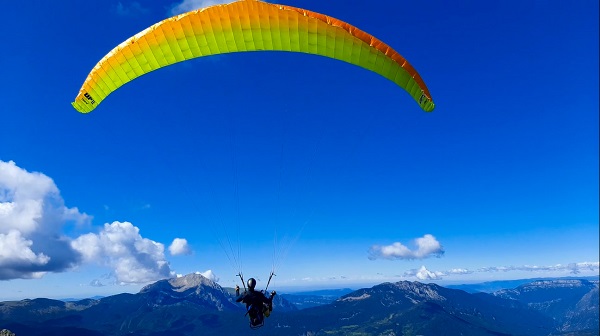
(1, 0), (598, 300)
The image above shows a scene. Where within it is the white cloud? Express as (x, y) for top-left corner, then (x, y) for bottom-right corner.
(446, 268), (473, 275)
(168, 0), (233, 16)
(0, 230), (50, 279)
(195, 270), (219, 282)
(72, 221), (173, 284)
(477, 262), (600, 275)
(1, 160), (57, 234)
(0, 160), (91, 280)
(402, 262), (600, 281)
(566, 262), (599, 273)
(404, 266), (444, 280)
(0, 160), (179, 284)
(169, 238), (192, 256)
(368, 234), (445, 260)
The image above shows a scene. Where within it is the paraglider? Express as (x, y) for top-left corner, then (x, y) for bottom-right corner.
(71, 0), (435, 113)
(71, 0), (436, 328)
(236, 277), (276, 329)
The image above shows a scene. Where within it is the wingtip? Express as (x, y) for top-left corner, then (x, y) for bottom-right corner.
(71, 101), (92, 113)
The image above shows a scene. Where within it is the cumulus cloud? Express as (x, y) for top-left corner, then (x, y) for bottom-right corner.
(169, 0), (233, 16)
(72, 221), (173, 284)
(404, 266), (444, 280)
(368, 234), (445, 260)
(0, 230), (50, 279)
(169, 238), (192, 256)
(0, 160), (90, 280)
(0, 160), (182, 284)
(195, 270), (219, 282)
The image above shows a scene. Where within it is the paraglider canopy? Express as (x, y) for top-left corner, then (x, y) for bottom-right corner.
(71, 0), (435, 113)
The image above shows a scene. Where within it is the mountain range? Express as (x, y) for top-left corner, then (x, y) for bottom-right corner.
(447, 276), (599, 294)
(494, 279), (599, 333)
(0, 274), (597, 335)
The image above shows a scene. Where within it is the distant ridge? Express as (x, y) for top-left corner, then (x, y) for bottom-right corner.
(494, 279), (599, 332)
(447, 275), (599, 293)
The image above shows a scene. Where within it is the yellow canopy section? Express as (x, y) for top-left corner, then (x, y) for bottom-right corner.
(72, 0), (435, 113)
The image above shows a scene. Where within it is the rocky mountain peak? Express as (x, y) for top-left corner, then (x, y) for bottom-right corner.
(140, 273), (220, 294)
(137, 273), (238, 312)
(169, 273), (220, 292)
(390, 281), (447, 301)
